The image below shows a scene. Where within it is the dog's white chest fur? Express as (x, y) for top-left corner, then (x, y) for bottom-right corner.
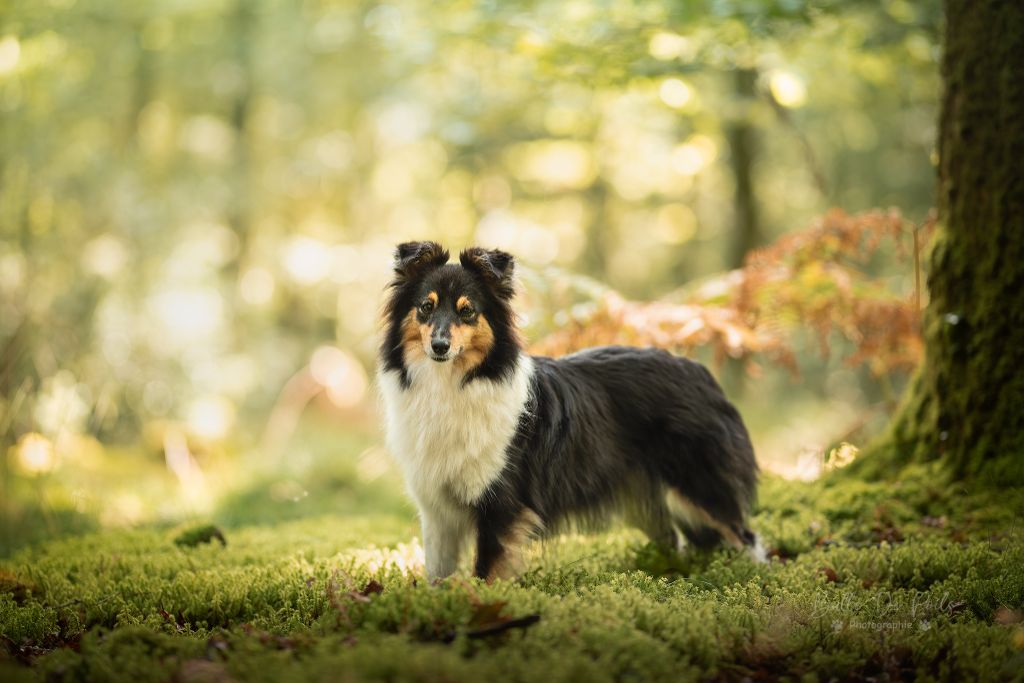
(378, 355), (533, 508)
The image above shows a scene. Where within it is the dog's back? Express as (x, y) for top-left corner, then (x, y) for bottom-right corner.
(482, 346), (760, 561)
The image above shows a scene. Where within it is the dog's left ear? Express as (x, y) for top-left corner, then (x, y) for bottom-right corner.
(460, 247), (515, 300)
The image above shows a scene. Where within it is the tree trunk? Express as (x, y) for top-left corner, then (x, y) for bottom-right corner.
(581, 178), (611, 281)
(128, 23), (154, 150)
(723, 68), (762, 396)
(883, 0), (1024, 484)
(727, 68), (761, 270)
(228, 0), (255, 273)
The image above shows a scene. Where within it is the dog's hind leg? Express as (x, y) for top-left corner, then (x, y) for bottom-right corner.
(624, 493), (684, 552)
(665, 488), (765, 562)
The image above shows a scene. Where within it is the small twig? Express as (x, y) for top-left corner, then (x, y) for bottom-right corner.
(764, 89), (830, 201)
(52, 594), (116, 611)
(559, 551), (606, 568)
(913, 223), (922, 314)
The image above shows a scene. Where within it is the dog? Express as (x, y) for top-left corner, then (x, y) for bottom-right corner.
(378, 241), (763, 581)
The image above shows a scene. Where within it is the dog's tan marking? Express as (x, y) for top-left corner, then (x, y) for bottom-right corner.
(402, 309), (428, 363)
(666, 489), (745, 549)
(426, 291), (438, 306)
(487, 508), (544, 582)
(448, 323), (468, 356)
(456, 295), (470, 311)
(454, 314), (495, 373)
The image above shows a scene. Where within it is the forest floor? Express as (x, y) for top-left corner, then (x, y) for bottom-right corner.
(2, 457), (1023, 682)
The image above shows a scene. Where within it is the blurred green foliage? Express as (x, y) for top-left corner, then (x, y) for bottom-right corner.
(2, 0), (941, 546)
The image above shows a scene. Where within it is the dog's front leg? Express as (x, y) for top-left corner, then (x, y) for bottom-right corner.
(420, 507), (469, 580)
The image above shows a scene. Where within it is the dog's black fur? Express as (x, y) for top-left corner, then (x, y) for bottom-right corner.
(475, 347), (759, 575)
(380, 241), (760, 580)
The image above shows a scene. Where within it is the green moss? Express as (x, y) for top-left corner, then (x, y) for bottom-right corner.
(1, 475), (1022, 682)
(172, 525), (228, 549)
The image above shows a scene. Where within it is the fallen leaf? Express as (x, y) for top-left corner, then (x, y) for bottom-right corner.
(467, 614), (541, 639)
(465, 600), (540, 639)
(994, 607), (1022, 625)
(468, 600), (508, 629)
(0, 569), (38, 605)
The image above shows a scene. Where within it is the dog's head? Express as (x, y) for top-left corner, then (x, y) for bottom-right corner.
(380, 241), (521, 380)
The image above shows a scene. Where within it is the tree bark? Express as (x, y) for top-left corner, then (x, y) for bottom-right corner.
(581, 178), (611, 281)
(129, 23), (154, 150)
(727, 68), (761, 270)
(883, 0), (1024, 483)
(228, 0), (255, 273)
(722, 68), (762, 396)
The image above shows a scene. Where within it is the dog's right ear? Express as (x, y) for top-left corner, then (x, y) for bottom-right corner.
(392, 241), (449, 283)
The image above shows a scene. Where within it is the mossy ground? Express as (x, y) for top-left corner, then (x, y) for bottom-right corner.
(2, 462), (1023, 682)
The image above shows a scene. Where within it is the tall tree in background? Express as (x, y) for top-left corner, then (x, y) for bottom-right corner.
(228, 0), (255, 272)
(727, 68), (761, 270)
(883, 0), (1024, 483)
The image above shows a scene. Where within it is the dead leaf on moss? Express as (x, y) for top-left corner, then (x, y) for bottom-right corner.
(466, 600), (540, 639)
(994, 607), (1022, 625)
(0, 569), (38, 605)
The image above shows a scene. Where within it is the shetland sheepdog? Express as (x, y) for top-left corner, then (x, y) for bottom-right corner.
(378, 241), (763, 581)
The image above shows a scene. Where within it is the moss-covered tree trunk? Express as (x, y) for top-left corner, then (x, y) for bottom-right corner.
(886, 0), (1024, 483)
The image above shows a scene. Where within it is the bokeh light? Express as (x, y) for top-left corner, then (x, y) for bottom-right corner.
(0, 36), (20, 75)
(187, 395), (236, 441)
(15, 433), (55, 475)
(310, 346), (369, 409)
(769, 70), (808, 108)
(648, 32), (692, 61)
(658, 78), (694, 109)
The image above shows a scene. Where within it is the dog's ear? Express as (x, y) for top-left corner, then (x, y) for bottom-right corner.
(393, 241), (449, 282)
(460, 247), (515, 300)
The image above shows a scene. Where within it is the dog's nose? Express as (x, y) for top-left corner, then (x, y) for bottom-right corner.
(431, 339), (450, 356)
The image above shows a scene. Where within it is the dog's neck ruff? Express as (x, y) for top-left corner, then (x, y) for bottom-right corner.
(379, 353), (533, 508)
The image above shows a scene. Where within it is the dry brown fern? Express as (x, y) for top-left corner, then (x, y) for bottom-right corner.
(530, 208), (935, 378)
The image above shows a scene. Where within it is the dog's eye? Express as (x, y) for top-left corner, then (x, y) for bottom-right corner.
(419, 301), (434, 315)
(459, 305), (476, 320)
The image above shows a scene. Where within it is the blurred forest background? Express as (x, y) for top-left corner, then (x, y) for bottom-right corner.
(1, 0), (941, 554)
